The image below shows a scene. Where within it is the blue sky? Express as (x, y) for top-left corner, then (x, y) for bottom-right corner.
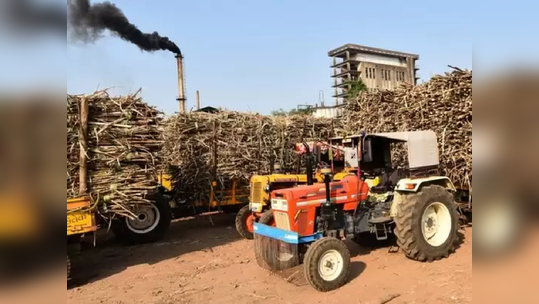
(65, 0), (476, 115)
(4, 1), (539, 114)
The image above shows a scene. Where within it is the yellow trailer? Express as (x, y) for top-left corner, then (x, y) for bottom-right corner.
(67, 197), (97, 281)
(158, 173), (250, 216)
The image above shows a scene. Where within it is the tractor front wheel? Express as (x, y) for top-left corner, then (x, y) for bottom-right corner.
(235, 205), (256, 239)
(304, 237), (351, 292)
(258, 209), (276, 226)
(394, 185), (459, 262)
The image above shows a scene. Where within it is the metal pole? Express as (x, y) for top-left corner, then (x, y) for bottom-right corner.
(79, 97), (89, 195)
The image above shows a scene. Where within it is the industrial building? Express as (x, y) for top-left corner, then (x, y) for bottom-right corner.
(328, 44), (419, 105)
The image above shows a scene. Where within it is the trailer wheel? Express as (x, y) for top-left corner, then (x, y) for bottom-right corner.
(112, 195), (171, 244)
(235, 205), (255, 239)
(67, 255), (71, 281)
(394, 185), (459, 262)
(304, 237), (350, 292)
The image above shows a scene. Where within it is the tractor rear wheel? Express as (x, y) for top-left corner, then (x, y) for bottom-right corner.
(304, 237), (351, 292)
(235, 205), (255, 239)
(394, 185), (459, 262)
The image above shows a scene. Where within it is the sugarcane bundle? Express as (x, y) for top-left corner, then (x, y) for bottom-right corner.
(67, 95), (81, 199)
(161, 112), (339, 202)
(66, 90), (164, 216)
(343, 67), (472, 188)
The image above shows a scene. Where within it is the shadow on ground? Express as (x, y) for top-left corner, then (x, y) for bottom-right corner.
(348, 261), (367, 282)
(346, 227), (467, 259)
(68, 212), (242, 289)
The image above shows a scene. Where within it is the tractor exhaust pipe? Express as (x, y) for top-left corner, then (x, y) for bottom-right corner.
(324, 171), (331, 202)
(303, 142), (314, 185)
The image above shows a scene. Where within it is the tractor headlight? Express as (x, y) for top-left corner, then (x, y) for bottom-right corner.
(264, 184), (271, 193)
(271, 199), (288, 211)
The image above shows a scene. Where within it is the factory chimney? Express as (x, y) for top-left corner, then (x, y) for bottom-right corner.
(196, 90), (200, 110)
(175, 54), (186, 113)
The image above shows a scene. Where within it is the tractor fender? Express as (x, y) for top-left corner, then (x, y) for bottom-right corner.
(390, 176), (456, 217)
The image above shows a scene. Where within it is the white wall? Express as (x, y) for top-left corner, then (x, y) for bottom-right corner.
(313, 107), (343, 118)
(353, 53), (407, 68)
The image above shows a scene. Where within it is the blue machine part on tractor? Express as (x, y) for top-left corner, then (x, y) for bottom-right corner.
(253, 222), (323, 244)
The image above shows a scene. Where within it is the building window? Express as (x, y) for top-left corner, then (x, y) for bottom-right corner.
(365, 67), (377, 79)
(396, 71), (403, 82)
(382, 69), (391, 81)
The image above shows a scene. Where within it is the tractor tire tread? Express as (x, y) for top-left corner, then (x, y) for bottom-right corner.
(235, 205), (254, 240)
(304, 237), (351, 292)
(258, 209), (274, 225)
(393, 185), (459, 262)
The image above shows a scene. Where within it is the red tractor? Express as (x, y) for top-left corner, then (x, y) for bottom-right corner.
(253, 131), (460, 292)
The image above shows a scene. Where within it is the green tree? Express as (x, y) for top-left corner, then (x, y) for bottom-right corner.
(289, 107), (314, 116)
(346, 78), (368, 99)
(271, 107), (314, 116)
(271, 109), (288, 116)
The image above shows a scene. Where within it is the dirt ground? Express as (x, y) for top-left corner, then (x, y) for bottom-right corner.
(67, 213), (472, 304)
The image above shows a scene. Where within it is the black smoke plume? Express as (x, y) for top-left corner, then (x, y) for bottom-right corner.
(0, 0), (66, 35)
(68, 0), (181, 56)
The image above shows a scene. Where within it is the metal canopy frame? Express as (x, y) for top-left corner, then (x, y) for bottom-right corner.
(364, 131), (440, 169)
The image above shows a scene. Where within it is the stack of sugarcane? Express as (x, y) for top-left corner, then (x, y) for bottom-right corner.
(161, 112), (340, 202)
(67, 90), (164, 217)
(67, 96), (81, 199)
(343, 67), (472, 188)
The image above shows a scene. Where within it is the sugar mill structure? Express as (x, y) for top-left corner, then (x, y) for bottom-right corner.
(328, 43), (419, 105)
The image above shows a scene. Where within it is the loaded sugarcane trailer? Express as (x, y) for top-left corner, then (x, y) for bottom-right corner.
(67, 93), (172, 280)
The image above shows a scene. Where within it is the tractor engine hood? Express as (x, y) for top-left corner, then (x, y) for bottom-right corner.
(270, 176), (369, 235)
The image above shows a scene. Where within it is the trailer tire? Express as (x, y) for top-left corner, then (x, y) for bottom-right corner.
(304, 237), (350, 292)
(112, 195), (171, 244)
(67, 255), (71, 281)
(394, 185), (459, 262)
(235, 205), (255, 239)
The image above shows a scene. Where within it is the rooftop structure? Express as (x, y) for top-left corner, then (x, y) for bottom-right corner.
(329, 44), (420, 105)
